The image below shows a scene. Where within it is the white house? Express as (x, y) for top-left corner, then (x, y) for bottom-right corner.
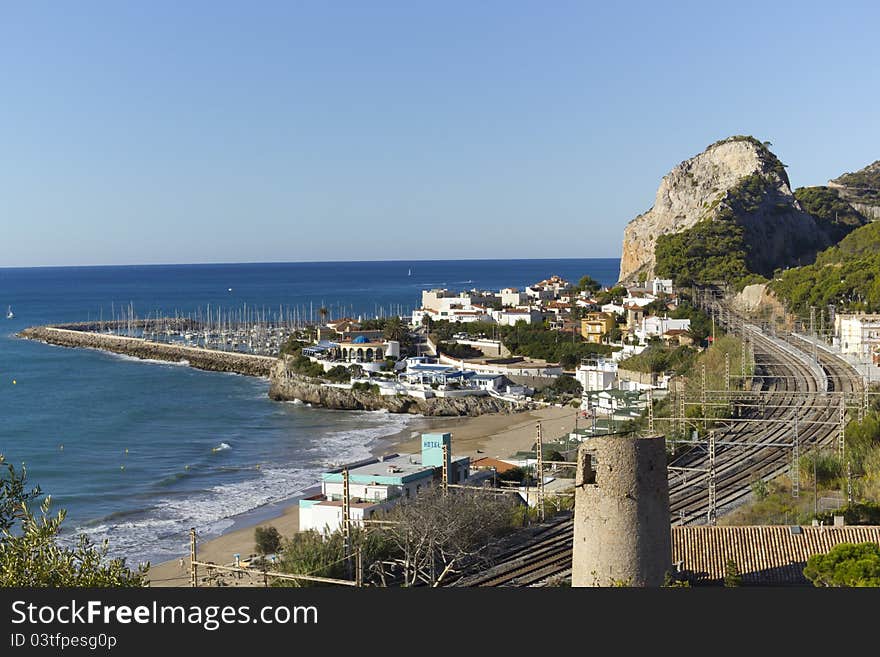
(575, 358), (617, 391)
(651, 278), (674, 296)
(491, 308), (543, 326)
(638, 316), (691, 342)
(834, 313), (880, 359)
(499, 288), (527, 307)
(299, 434), (469, 534)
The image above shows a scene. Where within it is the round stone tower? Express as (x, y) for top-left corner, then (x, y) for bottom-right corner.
(572, 434), (671, 587)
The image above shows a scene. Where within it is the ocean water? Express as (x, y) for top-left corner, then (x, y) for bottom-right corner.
(0, 258), (619, 564)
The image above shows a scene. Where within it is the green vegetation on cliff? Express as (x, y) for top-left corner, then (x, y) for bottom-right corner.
(832, 161), (880, 205)
(654, 219), (754, 288)
(769, 221), (880, 314)
(794, 186), (866, 243)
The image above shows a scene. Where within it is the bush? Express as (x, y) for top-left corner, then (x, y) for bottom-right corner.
(254, 525), (282, 556)
(804, 542), (880, 587)
(324, 365), (352, 383)
(0, 456), (147, 586)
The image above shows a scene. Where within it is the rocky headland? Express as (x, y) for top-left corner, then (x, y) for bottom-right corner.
(268, 358), (519, 416)
(618, 136), (867, 286)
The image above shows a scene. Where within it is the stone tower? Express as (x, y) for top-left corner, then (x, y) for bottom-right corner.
(572, 434), (671, 587)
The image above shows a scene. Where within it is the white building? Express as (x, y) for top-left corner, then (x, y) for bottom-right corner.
(299, 434), (469, 534)
(499, 288), (527, 307)
(638, 316), (691, 342)
(621, 295), (655, 308)
(834, 313), (880, 359)
(651, 278), (674, 296)
(575, 358), (617, 391)
(601, 303), (625, 315)
(491, 308), (543, 326)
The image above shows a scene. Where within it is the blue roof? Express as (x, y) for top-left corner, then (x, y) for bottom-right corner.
(352, 335), (369, 344)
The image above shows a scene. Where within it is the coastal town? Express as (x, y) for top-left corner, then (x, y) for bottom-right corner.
(9, 140), (880, 590)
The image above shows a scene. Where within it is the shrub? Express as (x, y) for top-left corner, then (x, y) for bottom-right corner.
(254, 525), (282, 556)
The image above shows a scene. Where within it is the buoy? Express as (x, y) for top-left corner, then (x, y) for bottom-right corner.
(120, 465), (125, 471)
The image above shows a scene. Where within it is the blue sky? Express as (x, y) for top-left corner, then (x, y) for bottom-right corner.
(1, 1), (878, 267)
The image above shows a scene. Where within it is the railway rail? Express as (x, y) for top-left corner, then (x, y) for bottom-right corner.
(453, 301), (863, 587)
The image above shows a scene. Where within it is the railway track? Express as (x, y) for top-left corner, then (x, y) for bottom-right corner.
(453, 302), (863, 587)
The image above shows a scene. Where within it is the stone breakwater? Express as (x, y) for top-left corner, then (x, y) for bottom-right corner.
(19, 327), (519, 416)
(268, 359), (519, 417)
(18, 326), (275, 377)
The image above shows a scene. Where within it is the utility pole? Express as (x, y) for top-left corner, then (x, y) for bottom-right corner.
(441, 443), (449, 495)
(792, 414), (799, 499)
(342, 468), (352, 579)
(725, 352), (730, 392)
(846, 461), (854, 504)
(647, 387), (654, 434)
(701, 364), (707, 431)
(679, 388), (686, 440)
(535, 423), (545, 521)
(839, 396), (847, 461)
(707, 430), (717, 526)
(190, 527), (198, 588)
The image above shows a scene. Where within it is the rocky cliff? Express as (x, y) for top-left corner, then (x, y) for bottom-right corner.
(618, 136), (833, 285)
(828, 160), (880, 221)
(268, 359), (519, 416)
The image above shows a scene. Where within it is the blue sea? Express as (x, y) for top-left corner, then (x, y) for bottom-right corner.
(0, 258), (619, 564)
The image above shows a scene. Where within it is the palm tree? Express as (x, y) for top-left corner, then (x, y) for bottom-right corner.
(318, 307), (329, 325)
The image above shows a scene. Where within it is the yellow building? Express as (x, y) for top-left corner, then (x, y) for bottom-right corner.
(581, 312), (616, 344)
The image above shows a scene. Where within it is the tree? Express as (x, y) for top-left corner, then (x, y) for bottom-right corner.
(384, 488), (518, 586)
(803, 542), (880, 587)
(254, 525), (282, 556)
(577, 275), (602, 294)
(318, 307), (329, 324)
(551, 375), (583, 397)
(723, 559), (742, 587)
(0, 456), (148, 586)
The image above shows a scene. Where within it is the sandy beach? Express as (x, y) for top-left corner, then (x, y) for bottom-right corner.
(147, 404), (580, 587)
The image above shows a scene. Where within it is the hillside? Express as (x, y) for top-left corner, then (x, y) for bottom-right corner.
(829, 160), (880, 220)
(619, 136), (870, 288)
(619, 137), (832, 286)
(769, 221), (880, 315)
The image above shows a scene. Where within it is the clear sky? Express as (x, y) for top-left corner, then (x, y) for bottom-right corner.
(1, 1), (878, 267)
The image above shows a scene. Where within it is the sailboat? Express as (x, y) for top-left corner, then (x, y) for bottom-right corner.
(6, 306), (13, 319)
(407, 268), (412, 277)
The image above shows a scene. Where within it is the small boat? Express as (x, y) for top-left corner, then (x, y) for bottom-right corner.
(407, 268), (412, 276)
(6, 306), (13, 320)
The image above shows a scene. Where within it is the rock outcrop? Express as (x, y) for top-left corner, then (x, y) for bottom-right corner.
(618, 136), (830, 284)
(268, 359), (519, 416)
(828, 160), (880, 221)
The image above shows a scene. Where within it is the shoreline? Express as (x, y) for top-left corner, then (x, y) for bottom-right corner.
(147, 404), (580, 587)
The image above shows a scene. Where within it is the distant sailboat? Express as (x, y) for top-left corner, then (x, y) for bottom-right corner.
(6, 306), (13, 319)
(407, 268), (412, 276)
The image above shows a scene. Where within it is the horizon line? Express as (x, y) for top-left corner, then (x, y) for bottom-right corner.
(0, 255), (623, 271)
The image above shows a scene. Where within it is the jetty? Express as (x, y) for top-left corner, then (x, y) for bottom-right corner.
(18, 325), (276, 377)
